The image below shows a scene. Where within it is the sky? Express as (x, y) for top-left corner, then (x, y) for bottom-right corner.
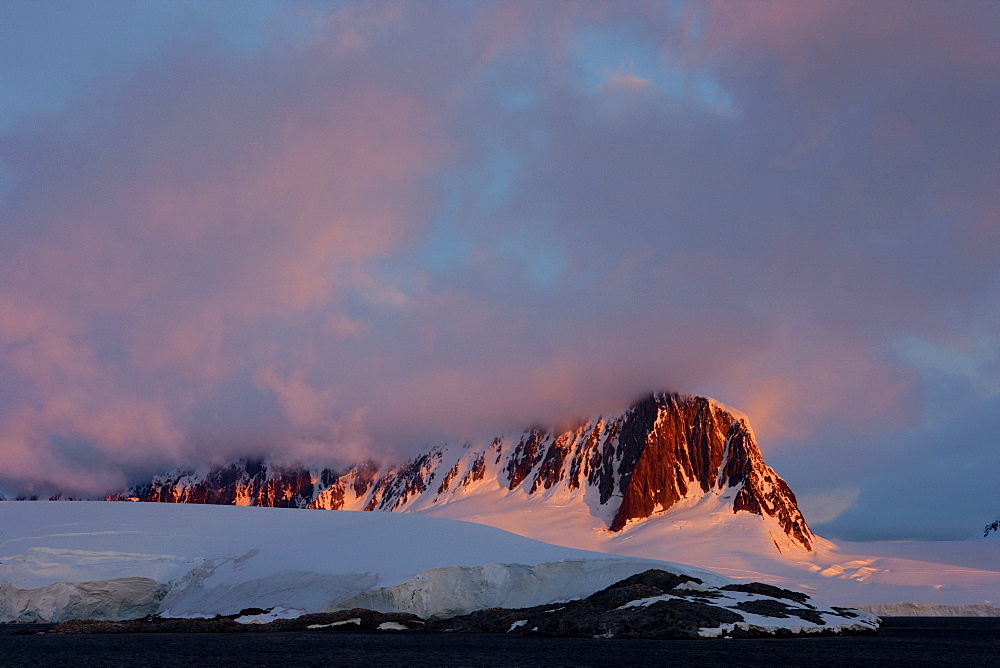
(1, 0), (997, 541)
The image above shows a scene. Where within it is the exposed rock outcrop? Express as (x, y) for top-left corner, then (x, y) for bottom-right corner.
(422, 569), (878, 638)
(122, 460), (336, 509)
(49, 608), (425, 633)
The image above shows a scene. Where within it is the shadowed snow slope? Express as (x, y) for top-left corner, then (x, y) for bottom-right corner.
(0, 502), (710, 622)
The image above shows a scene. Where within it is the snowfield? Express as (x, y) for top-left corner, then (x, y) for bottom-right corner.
(0, 501), (987, 628)
(0, 502), (883, 637)
(413, 487), (1000, 610)
(0, 501), (709, 622)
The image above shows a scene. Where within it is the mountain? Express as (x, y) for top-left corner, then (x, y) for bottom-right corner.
(110, 392), (814, 554)
(984, 517), (1000, 538)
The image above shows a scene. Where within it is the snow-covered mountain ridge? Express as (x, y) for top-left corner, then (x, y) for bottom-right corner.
(97, 393), (1000, 611)
(110, 392), (814, 553)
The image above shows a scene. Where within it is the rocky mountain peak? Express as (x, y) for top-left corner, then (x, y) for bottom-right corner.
(109, 392), (814, 553)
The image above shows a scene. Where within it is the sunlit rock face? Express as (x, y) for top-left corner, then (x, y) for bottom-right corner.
(123, 460), (332, 509)
(110, 393), (814, 552)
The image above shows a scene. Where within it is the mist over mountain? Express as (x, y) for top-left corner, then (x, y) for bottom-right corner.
(110, 393), (814, 555)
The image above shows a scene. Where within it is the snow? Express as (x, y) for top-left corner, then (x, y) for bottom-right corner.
(4, 498), (994, 623)
(0, 501), (710, 622)
(308, 618), (360, 628)
(604, 523), (1000, 609)
(700, 614), (879, 638)
(619, 588), (879, 637)
(412, 488), (1000, 609)
(703, 395), (754, 429)
(234, 606), (303, 624)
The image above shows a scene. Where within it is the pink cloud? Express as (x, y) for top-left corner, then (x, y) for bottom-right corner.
(0, 1), (996, 542)
(716, 325), (920, 446)
(0, 11), (454, 493)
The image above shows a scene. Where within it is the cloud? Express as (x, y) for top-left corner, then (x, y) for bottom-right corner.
(0, 6), (449, 492)
(0, 1), (997, 541)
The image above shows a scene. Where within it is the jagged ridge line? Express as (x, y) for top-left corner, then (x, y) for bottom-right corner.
(109, 393), (814, 551)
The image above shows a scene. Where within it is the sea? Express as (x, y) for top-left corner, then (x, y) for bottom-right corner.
(1, 617), (997, 666)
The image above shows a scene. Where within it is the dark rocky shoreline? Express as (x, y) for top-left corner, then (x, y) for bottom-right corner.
(43, 608), (424, 635)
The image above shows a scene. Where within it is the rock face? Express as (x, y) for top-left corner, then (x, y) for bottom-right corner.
(110, 392), (814, 552)
(984, 517), (999, 538)
(123, 460), (334, 509)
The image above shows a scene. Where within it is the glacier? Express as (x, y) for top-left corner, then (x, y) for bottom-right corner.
(0, 501), (880, 637)
(0, 501), (705, 623)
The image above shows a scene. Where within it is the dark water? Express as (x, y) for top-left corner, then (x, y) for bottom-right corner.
(2, 618), (998, 667)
